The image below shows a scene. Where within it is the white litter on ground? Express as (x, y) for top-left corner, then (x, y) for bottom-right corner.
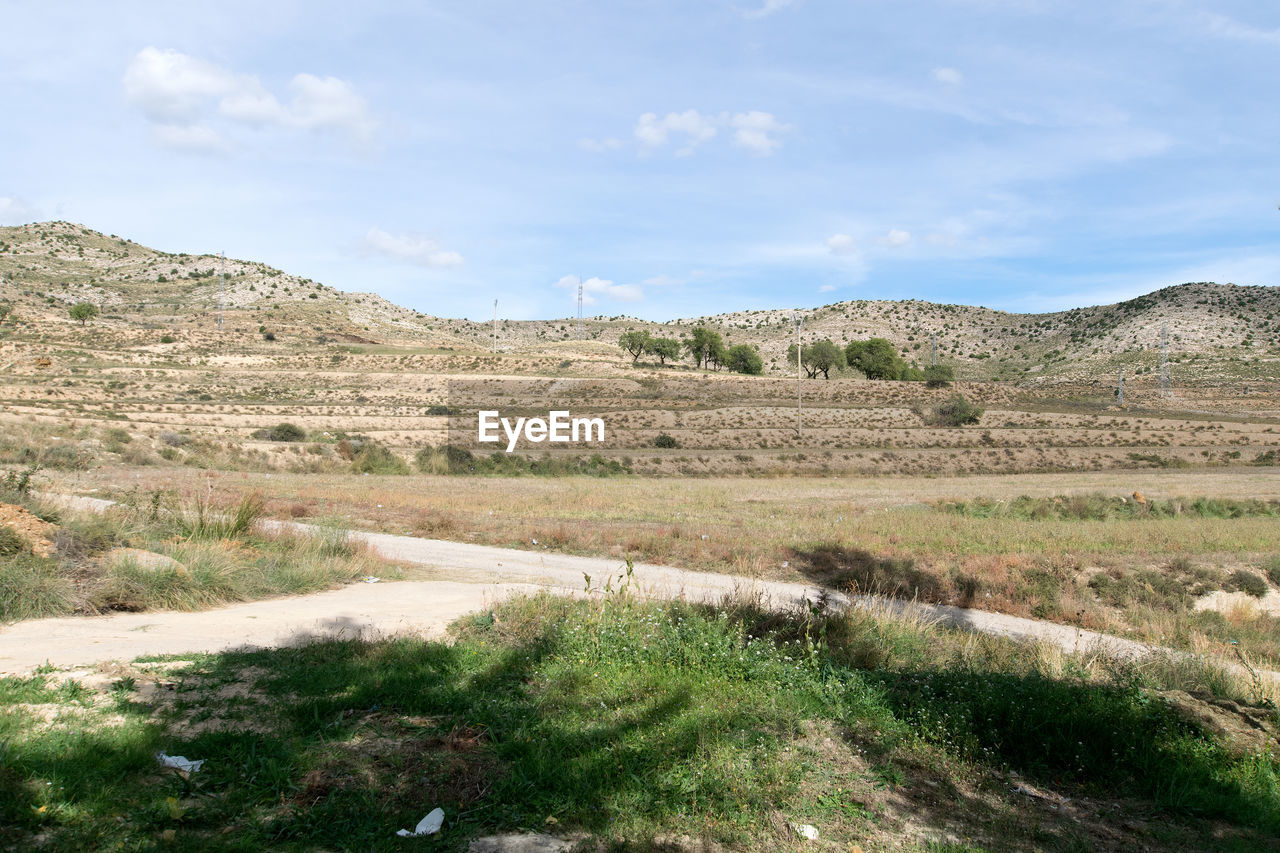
(156, 752), (204, 773)
(397, 807), (444, 837)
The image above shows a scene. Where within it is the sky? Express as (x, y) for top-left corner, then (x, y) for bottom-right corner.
(3, 0), (1278, 321)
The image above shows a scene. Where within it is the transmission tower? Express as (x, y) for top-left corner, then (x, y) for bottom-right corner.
(1160, 321), (1171, 398)
(217, 251), (225, 334)
(576, 281), (584, 340)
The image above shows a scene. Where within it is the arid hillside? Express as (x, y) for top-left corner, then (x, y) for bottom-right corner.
(2, 221), (1278, 384)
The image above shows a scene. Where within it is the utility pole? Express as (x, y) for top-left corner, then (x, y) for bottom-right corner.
(492, 299), (498, 353)
(217, 251), (225, 335)
(1116, 368), (1124, 406)
(793, 311), (803, 438)
(1160, 321), (1170, 398)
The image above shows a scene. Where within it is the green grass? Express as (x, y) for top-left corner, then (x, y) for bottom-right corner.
(939, 493), (1280, 522)
(0, 493), (381, 623)
(2, 594), (1276, 851)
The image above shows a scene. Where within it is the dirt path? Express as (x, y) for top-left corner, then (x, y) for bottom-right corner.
(2, 502), (1158, 675)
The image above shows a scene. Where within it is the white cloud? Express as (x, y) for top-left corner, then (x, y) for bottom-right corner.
(287, 74), (376, 143)
(931, 67), (964, 86)
(635, 110), (718, 156)
(879, 228), (911, 247)
(0, 195), (41, 225)
(123, 47), (377, 150)
(729, 111), (790, 156)
(578, 137), (622, 152)
(742, 0), (798, 20)
(1198, 12), (1280, 46)
(362, 228), (464, 268)
(818, 284), (837, 293)
(150, 124), (230, 155)
(826, 233), (856, 254)
(555, 274), (643, 304)
(630, 110), (788, 157)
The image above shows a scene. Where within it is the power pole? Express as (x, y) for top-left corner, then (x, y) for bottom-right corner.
(492, 298), (498, 353)
(1160, 321), (1170, 398)
(576, 281), (584, 340)
(1116, 367), (1124, 406)
(793, 311), (803, 438)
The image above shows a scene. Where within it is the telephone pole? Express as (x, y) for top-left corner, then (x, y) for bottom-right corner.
(793, 311), (803, 438)
(217, 251), (225, 335)
(492, 299), (498, 353)
(576, 281), (584, 340)
(1116, 368), (1124, 406)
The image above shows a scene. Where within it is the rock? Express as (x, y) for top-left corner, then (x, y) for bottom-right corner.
(107, 548), (188, 573)
(468, 834), (576, 853)
(0, 502), (57, 557)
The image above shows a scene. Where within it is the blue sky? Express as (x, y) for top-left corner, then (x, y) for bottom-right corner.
(4, 1), (1278, 321)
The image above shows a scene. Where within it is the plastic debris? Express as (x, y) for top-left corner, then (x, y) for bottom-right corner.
(397, 807), (444, 837)
(362, 576), (381, 583)
(531, 539), (539, 545)
(792, 823), (819, 841)
(156, 752), (204, 773)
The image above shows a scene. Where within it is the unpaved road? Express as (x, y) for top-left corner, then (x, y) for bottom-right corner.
(1, 510), (1157, 675)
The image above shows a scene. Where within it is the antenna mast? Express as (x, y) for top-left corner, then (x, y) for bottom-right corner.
(576, 281), (584, 340)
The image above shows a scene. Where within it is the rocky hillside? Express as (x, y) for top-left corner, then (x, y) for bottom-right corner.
(1, 221), (1277, 382)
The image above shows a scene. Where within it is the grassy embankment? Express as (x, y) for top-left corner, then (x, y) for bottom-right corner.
(1, 589), (1277, 851)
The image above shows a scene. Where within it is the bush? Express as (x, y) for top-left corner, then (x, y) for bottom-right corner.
(0, 525), (30, 556)
(159, 335), (175, 344)
(263, 332), (276, 341)
(654, 433), (679, 449)
(1227, 569), (1269, 599)
(929, 393), (983, 427)
(350, 443), (410, 475)
(159, 431), (190, 447)
(0, 555), (75, 621)
(924, 364), (954, 388)
(1266, 557), (1280, 587)
(68, 302), (98, 325)
(266, 423), (307, 442)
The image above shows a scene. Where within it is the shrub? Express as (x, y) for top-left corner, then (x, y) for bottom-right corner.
(1266, 556), (1280, 587)
(263, 332), (276, 341)
(654, 433), (680, 449)
(350, 443), (409, 475)
(266, 422), (307, 442)
(1227, 569), (1269, 599)
(924, 364), (954, 388)
(159, 335), (175, 344)
(0, 555), (74, 621)
(929, 393), (983, 427)
(0, 525), (30, 556)
(159, 431), (189, 447)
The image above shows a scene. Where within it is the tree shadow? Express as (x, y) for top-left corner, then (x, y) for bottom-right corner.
(789, 544), (949, 602)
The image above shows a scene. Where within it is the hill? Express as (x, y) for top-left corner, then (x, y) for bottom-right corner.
(1, 220), (1278, 383)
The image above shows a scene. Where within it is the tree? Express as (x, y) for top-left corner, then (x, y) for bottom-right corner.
(806, 339), (845, 379)
(683, 327), (724, 370)
(924, 364), (955, 388)
(846, 337), (906, 380)
(68, 302), (98, 325)
(929, 393), (983, 426)
(645, 336), (681, 365)
(618, 330), (651, 362)
(725, 343), (763, 375)
(706, 339), (728, 371)
(786, 343), (818, 378)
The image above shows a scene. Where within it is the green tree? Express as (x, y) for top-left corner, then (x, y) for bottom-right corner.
(846, 337), (906, 380)
(706, 338), (728, 371)
(786, 343), (818, 378)
(645, 336), (681, 365)
(618, 330), (651, 362)
(683, 327), (724, 370)
(68, 302), (99, 325)
(930, 393), (983, 426)
(924, 364), (955, 388)
(725, 343), (763, 375)
(806, 339), (846, 379)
